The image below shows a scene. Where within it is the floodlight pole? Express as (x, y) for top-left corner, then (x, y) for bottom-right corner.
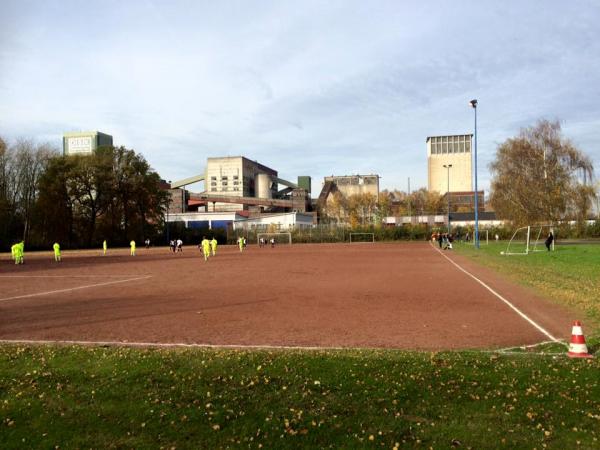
(470, 99), (480, 249)
(166, 186), (172, 244)
(443, 164), (452, 234)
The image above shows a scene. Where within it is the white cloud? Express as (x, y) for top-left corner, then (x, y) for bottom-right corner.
(1, 0), (599, 193)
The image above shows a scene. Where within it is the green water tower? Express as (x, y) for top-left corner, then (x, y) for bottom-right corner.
(297, 176), (311, 195)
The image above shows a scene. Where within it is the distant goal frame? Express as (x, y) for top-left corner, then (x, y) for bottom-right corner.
(257, 232), (292, 245)
(501, 224), (555, 256)
(349, 232), (375, 243)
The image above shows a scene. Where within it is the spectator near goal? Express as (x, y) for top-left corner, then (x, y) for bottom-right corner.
(545, 231), (554, 251)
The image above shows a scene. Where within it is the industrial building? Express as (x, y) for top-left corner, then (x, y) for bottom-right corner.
(427, 134), (473, 194)
(232, 212), (314, 230)
(317, 174), (380, 210)
(164, 156), (314, 229)
(63, 131), (113, 156)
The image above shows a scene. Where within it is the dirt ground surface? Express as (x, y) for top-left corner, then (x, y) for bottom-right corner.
(0, 242), (574, 350)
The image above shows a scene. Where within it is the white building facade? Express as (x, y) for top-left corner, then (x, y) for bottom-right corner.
(427, 134), (473, 194)
(205, 156), (278, 211)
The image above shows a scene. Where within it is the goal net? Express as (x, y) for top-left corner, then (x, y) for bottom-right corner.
(529, 225), (555, 252)
(349, 233), (375, 243)
(257, 232), (292, 245)
(502, 226), (530, 255)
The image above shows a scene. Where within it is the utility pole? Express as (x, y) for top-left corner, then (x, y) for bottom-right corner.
(407, 177), (411, 222)
(470, 99), (480, 249)
(443, 164), (452, 234)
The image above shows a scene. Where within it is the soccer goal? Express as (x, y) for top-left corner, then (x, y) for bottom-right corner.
(529, 224), (555, 252)
(257, 232), (292, 245)
(349, 233), (375, 243)
(502, 226), (530, 255)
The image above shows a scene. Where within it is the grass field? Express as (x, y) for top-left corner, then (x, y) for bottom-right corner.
(1, 344), (599, 449)
(453, 242), (600, 330)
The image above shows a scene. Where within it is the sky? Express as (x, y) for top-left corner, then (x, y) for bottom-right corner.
(1, 0), (600, 195)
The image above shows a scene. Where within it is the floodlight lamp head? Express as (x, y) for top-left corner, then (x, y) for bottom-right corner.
(470, 99), (478, 108)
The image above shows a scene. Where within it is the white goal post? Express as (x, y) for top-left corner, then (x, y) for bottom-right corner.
(502, 226), (530, 255)
(257, 232), (292, 245)
(349, 233), (375, 243)
(529, 224), (555, 252)
(501, 225), (555, 256)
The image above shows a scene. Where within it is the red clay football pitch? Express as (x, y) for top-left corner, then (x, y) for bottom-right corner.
(0, 242), (573, 350)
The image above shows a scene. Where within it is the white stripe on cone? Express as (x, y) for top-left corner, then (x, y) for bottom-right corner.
(568, 343), (589, 353)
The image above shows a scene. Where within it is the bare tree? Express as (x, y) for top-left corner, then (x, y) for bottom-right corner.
(489, 120), (595, 225)
(0, 138), (56, 243)
(12, 140), (56, 240)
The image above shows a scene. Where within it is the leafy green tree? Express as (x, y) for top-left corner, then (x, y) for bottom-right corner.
(36, 156), (76, 245)
(489, 120), (595, 225)
(36, 146), (168, 248)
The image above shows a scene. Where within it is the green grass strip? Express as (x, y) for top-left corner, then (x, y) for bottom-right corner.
(1, 344), (599, 449)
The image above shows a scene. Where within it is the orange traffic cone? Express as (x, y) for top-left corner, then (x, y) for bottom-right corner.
(567, 321), (593, 358)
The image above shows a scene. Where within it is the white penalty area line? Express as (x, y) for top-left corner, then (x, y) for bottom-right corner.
(430, 243), (562, 345)
(0, 275), (152, 303)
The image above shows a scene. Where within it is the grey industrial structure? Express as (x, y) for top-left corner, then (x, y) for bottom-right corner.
(317, 174), (380, 211)
(165, 156), (314, 229)
(63, 131), (113, 156)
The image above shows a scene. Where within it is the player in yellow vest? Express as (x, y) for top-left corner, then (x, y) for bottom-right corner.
(210, 237), (218, 256)
(201, 236), (211, 262)
(11, 243), (19, 265)
(130, 240), (136, 256)
(17, 241), (24, 264)
(237, 236), (244, 252)
(53, 242), (61, 262)
(103, 240), (107, 255)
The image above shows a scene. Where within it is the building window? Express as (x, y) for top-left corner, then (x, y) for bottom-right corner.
(222, 176), (228, 180)
(211, 187), (217, 191)
(222, 182), (228, 186)
(211, 181), (217, 187)
(211, 176), (216, 181)
(233, 181), (239, 185)
(233, 175), (239, 180)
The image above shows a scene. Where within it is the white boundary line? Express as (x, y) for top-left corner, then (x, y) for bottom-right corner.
(0, 275), (152, 303)
(430, 243), (562, 344)
(0, 338), (351, 351)
(0, 275), (149, 278)
(0, 339), (571, 356)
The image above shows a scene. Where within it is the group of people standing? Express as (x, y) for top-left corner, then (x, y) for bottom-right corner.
(432, 232), (454, 250)
(199, 237), (218, 261)
(169, 239), (183, 253)
(258, 237), (276, 248)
